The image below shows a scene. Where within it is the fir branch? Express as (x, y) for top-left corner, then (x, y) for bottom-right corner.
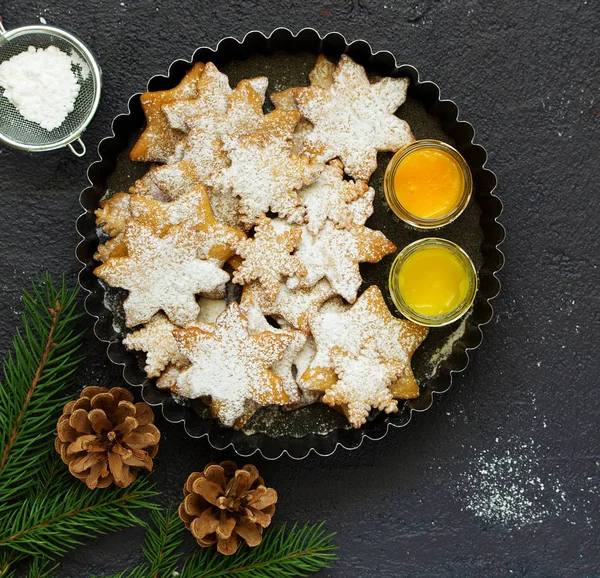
(180, 522), (338, 578)
(0, 274), (84, 506)
(97, 509), (185, 578)
(0, 475), (159, 559)
(0, 550), (18, 578)
(25, 557), (58, 578)
(144, 508), (185, 578)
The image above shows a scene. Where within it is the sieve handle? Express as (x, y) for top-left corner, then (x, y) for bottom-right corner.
(0, 16), (5, 35)
(67, 138), (86, 157)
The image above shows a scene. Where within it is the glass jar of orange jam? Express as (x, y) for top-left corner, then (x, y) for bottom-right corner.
(388, 238), (478, 327)
(384, 140), (473, 229)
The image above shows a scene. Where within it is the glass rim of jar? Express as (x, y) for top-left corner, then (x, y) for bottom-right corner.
(384, 140), (473, 229)
(388, 237), (478, 327)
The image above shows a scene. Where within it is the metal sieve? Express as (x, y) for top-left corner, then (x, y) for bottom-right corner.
(0, 18), (102, 157)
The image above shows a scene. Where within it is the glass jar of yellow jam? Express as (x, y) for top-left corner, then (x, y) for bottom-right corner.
(388, 238), (478, 327)
(384, 140), (473, 229)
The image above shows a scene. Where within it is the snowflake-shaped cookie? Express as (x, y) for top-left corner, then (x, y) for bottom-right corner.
(233, 216), (306, 299)
(270, 55), (336, 155)
(130, 62), (205, 163)
(287, 220), (396, 303)
(94, 222), (230, 327)
(241, 278), (336, 332)
(129, 161), (198, 201)
(300, 285), (428, 398)
(163, 65), (268, 133)
(95, 192), (131, 238)
(128, 184), (245, 264)
(325, 339), (404, 428)
(300, 159), (373, 234)
(122, 313), (190, 378)
(173, 303), (292, 428)
(294, 54), (413, 180)
(222, 131), (322, 226)
(241, 302), (307, 404)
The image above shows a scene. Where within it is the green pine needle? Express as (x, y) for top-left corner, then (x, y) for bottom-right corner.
(97, 508), (186, 578)
(180, 522), (338, 578)
(144, 507), (185, 577)
(0, 275), (159, 572)
(25, 557), (58, 578)
(0, 274), (84, 506)
(0, 475), (159, 559)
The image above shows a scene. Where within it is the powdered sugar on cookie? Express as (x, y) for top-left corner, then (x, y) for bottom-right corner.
(94, 222), (230, 327)
(173, 303), (291, 427)
(294, 54), (413, 180)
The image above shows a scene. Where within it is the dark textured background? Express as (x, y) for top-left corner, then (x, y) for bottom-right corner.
(0, 1), (598, 577)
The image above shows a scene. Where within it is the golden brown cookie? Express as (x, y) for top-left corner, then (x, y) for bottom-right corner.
(95, 235), (127, 263)
(324, 339), (405, 428)
(94, 222), (230, 327)
(294, 54), (413, 180)
(240, 278), (336, 332)
(300, 285), (428, 399)
(222, 131), (322, 226)
(232, 216), (306, 299)
(129, 161), (199, 200)
(130, 62), (205, 163)
(287, 220), (397, 303)
(122, 313), (190, 378)
(95, 192), (131, 238)
(172, 303), (292, 428)
(241, 301), (307, 404)
(162, 62), (233, 131)
(300, 159), (373, 234)
(128, 184), (246, 263)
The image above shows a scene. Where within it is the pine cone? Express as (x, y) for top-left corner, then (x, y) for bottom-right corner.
(55, 386), (160, 489)
(179, 461), (278, 555)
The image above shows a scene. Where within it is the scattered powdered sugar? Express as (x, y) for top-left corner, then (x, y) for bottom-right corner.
(0, 45), (83, 131)
(459, 438), (570, 528)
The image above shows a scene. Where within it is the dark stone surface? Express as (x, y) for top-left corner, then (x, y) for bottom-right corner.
(0, 1), (598, 576)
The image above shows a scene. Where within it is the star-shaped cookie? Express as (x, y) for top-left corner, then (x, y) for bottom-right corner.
(325, 339), (404, 428)
(300, 285), (428, 398)
(294, 54), (413, 180)
(95, 192), (131, 238)
(300, 159), (373, 234)
(240, 278), (336, 332)
(270, 55), (336, 155)
(221, 131), (322, 226)
(122, 313), (190, 378)
(94, 222), (230, 327)
(233, 216), (306, 299)
(129, 161), (198, 200)
(130, 62), (205, 163)
(173, 303), (292, 428)
(241, 302), (307, 404)
(287, 221), (396, 303)
(128, 184), (246, 263)
(163, 65), (268, 133)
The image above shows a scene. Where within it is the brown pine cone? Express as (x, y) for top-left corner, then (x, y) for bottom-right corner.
(179, 461), (278, 555)
(55, 386), (160, 489)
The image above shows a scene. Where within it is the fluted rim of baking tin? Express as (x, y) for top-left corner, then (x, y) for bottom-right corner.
(76, 27), (505, 460)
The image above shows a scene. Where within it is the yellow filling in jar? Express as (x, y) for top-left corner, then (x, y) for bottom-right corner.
(397, 245), (470, 318)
